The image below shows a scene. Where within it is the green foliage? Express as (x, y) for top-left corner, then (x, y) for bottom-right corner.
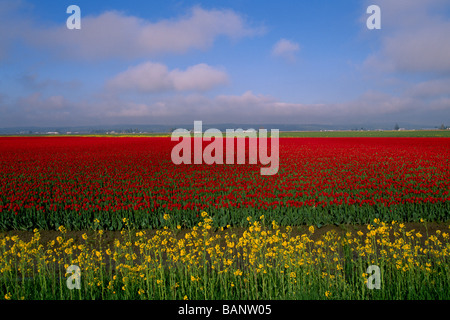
(1, 202), (449, 231)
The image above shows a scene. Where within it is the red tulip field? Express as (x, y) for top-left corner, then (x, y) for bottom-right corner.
(1, 137), (449, 230)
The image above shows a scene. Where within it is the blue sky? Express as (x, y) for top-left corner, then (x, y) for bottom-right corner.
(1, 0), (449, 128)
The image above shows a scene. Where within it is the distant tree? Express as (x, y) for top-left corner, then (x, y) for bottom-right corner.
(440, 124), (446, 130)
(394, 123), (400, 131)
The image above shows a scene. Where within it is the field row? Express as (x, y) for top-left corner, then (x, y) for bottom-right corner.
(1, 137), (449, 230)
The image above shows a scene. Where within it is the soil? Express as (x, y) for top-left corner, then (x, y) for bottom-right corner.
(1, 221), (448, 249)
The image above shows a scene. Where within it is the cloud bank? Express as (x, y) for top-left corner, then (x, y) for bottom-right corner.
(107, 62), (229, 93)
(24, 7), (264, 61)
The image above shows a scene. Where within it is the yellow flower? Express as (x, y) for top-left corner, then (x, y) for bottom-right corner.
(4, 293), (11, 300)
(58, 225), (66, 233)
(82, 233), (88, 240)
(309, 226), (315, 234)
(163, 214), (170, 220)
(325, 291), (331, 298)
(183, 295), (188, 300)
(201, 211), (208, 218)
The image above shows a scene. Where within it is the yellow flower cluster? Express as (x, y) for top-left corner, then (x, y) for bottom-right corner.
(0, 214), (449, 300)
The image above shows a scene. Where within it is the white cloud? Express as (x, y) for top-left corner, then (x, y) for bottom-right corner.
(17, 92), (66, 111)
(382, 22), (450, 74)
(271, 39), (300, 63)
(407, 78), (450, 98)
(170, 64), (229, 91)
(24, 7), (264, 61)
(0, 92), (71, 127)
(106, 62), (229, 93)
(363, 0), (450, 74)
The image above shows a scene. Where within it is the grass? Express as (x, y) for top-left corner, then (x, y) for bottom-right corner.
(1, 212), (450, 300)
